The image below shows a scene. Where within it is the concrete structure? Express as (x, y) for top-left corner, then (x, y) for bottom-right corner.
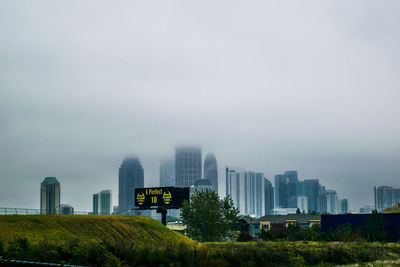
(264, 178), (274, 215)
(374, 186), (400, 212)
(226, 167), (265, 217)
(59, 204), (74, 215)
(118, 158), (144, 213)
(175, 146), (202, 187)
(297, 196), (308, 213)
(338, 199), (349, 214)
(203, 153), (218, 193)
(160, 158), (175, 187)
(40, 177), (60, 215)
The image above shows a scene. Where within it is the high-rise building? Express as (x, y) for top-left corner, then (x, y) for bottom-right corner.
(226, 167), (265, 217)
(160, 158), (175, 187)
(204, 153), (218, 193)
(274, 171), (298, 209)
(325, 190), (338, 214)
(338, 199), (349, 214)
(318, 185), (327, 213)
(374, 186), (400, 211)
(93, 193), (100, 215)
(93, 190), (112, 215)
(264, 178), (274, 215)
(118, 158), (144, 213)
(175, 146), (202, 187)
(303, 179), (320, 213)
(193, 179), (213, 192)
(40, 177), (60, 215)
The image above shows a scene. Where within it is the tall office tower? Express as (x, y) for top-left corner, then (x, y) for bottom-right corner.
(325, 190), (338, 214)
(93, 193), (100, 215)
(118, 158), (144, 213)
(338, 199), (348, 214)
(93, 190), (112, 215)
(40, 177), (60, 215)
(303, 179), (320, 213)
(204, 153), (218, 193)
(160, 158), (175, 187)
(226, 167), (265, 217)
(274, 171), (299, 208)
(275, 174), (287, 208)
(175, 146), (202, 187)
(374, 186), (400, 211)
(264, 178), (274, 215)
(286, 171), (299, 208)
(318, 185), (327, 213)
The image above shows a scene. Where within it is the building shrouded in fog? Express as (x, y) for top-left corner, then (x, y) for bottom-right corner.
(160, 158), (175, 187)
(264, 178), (274, 215)
(40, 177), (60, 215)
(203, 153), (218, 193)
(175, 146), (202, 187)
(118, 158), (144, 213)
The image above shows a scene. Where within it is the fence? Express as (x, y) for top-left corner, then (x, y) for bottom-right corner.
(0, 207), (90, 215)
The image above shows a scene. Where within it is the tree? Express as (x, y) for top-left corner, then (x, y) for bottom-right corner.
(296, 208), (301, 214)
(181, 189), (239, 242)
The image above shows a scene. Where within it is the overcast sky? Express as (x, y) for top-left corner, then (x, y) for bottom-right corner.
(0, 1), (399, 212)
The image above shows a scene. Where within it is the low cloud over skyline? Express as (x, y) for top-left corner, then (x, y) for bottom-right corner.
(0, 1), (399, 211)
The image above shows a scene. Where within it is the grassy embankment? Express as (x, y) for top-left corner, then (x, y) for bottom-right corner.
(1, 215), (400, 266)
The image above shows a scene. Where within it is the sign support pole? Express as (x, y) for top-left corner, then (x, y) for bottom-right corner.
(156, 208), (167, 226)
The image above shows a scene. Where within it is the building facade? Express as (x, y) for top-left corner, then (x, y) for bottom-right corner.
(160, 158), (175, 187)
(93, 190), (112, 215)
(374, 186), (400, 211)
(203, 153), (218, 193)
(338, 199), (349, 214)
(274, 171), (299, 209)
(226, 167), (265, 217)
(264, 178), (274, 215)
(325, 190), (338, 214)
(175, 146), (202, 187)
(118, 157), (144, 213)
(40, 177), (60, 215)
(303, 179), (320, 213)
(59, 204), (74, 215)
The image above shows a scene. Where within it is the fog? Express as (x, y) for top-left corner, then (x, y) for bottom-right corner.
(0, 1), (399, 211)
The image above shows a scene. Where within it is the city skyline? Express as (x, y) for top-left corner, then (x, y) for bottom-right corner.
(1, 1), (399, 212)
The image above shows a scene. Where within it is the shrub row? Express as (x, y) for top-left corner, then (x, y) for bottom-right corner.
(2, 237), (400, 266)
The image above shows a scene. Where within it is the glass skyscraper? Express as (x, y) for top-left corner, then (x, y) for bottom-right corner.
(40, 177), (60, 215)
(203, 153), (218, 193)
(160, 158), (175, 187)
(118, 157), (144, 213)
(175, 146), (202, 187)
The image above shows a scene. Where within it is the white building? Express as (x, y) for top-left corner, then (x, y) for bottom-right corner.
(297, 196), (308, 213)
(226, 167), (265, 217)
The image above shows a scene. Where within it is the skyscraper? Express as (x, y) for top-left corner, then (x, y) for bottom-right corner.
(325, 190), (338, 214)
(40, 177), (60, 215)
(204, 153), (218, 193)
(274, 171), (298, 209)
(303, 179), (320, 213)
(175, 146), (202, 187)
(226, 167), (265, 217)
(338, 198), (348, 214)
(264, 178), (274, 215)
(118, 158), (144, 213)
(93, 191), (112, 215)
(374, 186), (400, 211)
(160, 158), (175, 187)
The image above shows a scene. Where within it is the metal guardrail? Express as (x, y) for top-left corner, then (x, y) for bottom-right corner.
(0, 256), (84, 266)
(0, 207), (90, 215)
